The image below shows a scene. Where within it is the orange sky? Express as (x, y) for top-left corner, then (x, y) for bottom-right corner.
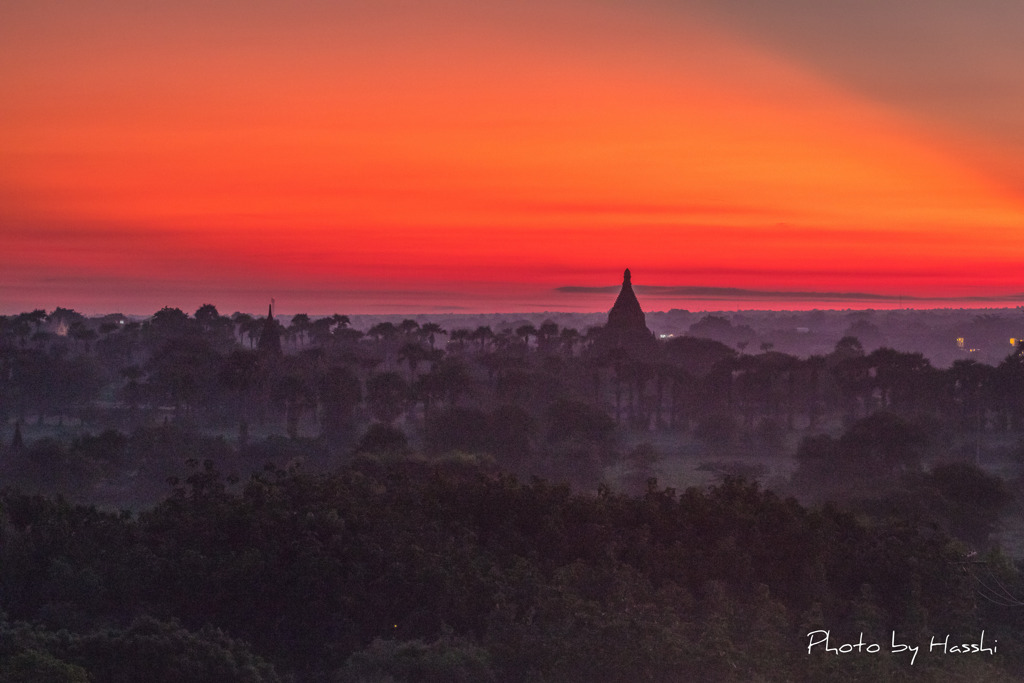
(3, 0), (1024, 315)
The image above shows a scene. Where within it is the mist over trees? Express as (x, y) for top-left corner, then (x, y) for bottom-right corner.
(2, 303), (1024, 680)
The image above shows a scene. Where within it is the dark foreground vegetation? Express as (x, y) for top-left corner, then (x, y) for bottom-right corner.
(3, 305), (1024, 680)
(2, 458), (1023, 682)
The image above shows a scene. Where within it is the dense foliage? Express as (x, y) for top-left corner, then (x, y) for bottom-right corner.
(3, 306), (1024, 680)
(1, 459), (1023, 681)
(3, 307), (1024, 466)
(3, 305), (1024, 506)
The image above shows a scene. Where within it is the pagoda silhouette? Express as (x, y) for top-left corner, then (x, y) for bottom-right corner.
(257, 302), (283, 357)
(595, 268), (657, 356)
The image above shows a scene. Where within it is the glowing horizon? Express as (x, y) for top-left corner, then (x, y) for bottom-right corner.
(3, 0), (1024, 316)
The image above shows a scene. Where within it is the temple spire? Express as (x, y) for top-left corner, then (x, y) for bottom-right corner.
(258, 301), (282, 357)
(607, 268), (646, 331)
(596, 268), (656, 356)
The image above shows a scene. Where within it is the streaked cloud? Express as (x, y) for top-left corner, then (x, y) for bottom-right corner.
(557, 284), (1024, 304)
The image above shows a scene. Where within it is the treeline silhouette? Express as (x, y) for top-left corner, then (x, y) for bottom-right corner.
(3, 305), (1024, 679)
(2, 305), (1023, 492)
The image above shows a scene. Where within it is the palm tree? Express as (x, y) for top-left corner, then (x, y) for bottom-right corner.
(412, 371), (444, 418)
(367, 321), (398, 343)
(231, 312), (255, 347)
(869, 348), (932, 413)
(318, 365), (362, 442)
(515, 324), (538, 349)
(365, 371), (409, 424)
(471, 326), (494, 353)
(307, 317), (334, 346)
(947, 359), (991, 443)
(559, 327), (580, 357)
(420, 322), (447, 350)
(398, 342), (429, 381)
(121, 364), (145, 426)
(271, 374), (305, 438)
(69, 321), (98, 353)
(995, 342), (1024, 430)
(493, 329), (514, 351)
(334, 326), (364, 346)
(448, 329), (471, 353)
(194, 303), (221, 332)
(433, 358), (472, 407)
(537, 320), (559, 352)
(398, 319), (420, 338)
(12, 310), (45, 347)
(289, 313), (311, 347)
(803, 355), (826, 429)
(368, 322), (400, 369)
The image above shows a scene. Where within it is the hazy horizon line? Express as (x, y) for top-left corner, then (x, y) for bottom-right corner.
(6, 302), (1024, 321)
(558, 284), (1024, 304)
